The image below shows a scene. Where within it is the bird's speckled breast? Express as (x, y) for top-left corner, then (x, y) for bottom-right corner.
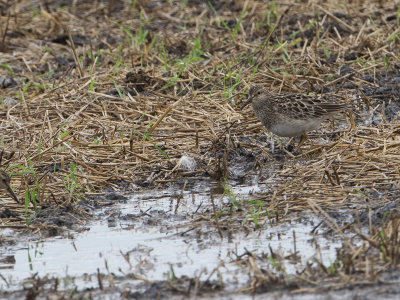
(251, 99), (274, 130)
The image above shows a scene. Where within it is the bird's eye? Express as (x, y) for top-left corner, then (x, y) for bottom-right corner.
(257, 90), (262, 95)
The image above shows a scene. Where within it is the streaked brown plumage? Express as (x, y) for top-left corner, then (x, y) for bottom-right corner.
(241, 87), (347, 145)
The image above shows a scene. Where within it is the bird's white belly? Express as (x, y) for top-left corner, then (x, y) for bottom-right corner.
(270, 119), (323, 137)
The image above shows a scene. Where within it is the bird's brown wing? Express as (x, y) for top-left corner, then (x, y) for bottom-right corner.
(277, 94), (346, 119)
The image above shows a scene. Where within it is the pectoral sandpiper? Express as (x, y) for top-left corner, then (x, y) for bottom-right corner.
(240, 87), (347, 150)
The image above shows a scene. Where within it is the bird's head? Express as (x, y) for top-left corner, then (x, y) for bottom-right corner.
(240, 86), (266, 110)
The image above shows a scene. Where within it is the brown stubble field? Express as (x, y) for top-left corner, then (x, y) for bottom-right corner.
(0, 0), (399, 298)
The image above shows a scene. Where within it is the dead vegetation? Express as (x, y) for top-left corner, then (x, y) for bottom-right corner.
(0, 0), (399, 297)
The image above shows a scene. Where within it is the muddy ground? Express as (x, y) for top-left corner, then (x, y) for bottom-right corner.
(0, 0), (399, 299)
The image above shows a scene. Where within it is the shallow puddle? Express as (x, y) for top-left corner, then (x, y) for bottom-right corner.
(0, 180), (343, 292)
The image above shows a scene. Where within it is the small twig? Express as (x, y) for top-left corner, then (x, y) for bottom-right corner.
(65, 26), (84, 77)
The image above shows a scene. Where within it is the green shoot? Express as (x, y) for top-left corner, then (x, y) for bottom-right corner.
(328, 259), (337, 275)
(62, 162), (82, 201)
(167, 264), (177, 281)
(0, 64), (14, 75)
(221, 179), (242, 210)
(142, 121), (170, 159)
(250, 206), (262, 228)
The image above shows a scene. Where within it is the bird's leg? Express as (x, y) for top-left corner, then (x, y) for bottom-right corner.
(296, 132), (308, 152)
(288, 137), (295, 147)
(271, 134), (290, 153)
(270, 134), (275, 154)
(269, 135), (295, 157)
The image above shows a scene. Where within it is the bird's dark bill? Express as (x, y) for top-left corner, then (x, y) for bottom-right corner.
(240, 98), (252, 110)
(7, 186), (19, 203)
